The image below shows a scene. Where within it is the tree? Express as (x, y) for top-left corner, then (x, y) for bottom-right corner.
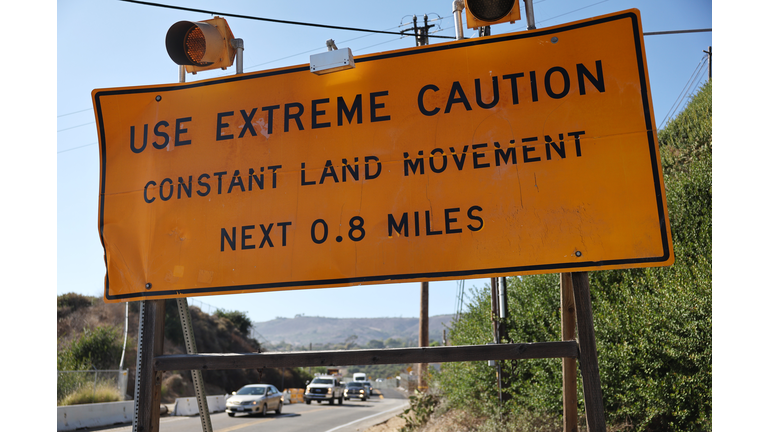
(214, 309), (253, 335)
(58, 326), (122, 370)
(366, 339), (385, 349)
(344, 334), (359, 349)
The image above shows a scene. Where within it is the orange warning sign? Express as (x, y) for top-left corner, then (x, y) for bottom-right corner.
(93, 9), (673, 302)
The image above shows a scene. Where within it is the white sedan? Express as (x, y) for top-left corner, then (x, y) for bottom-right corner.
(226, 384), (283, 417)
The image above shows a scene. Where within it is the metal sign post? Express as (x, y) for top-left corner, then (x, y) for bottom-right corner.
(571, 272), (607, 431)
(132, 300), (165, 432)
(178, 298), (213, 432)
(560, 273), (578, 432)
(524, 0), (536, 30)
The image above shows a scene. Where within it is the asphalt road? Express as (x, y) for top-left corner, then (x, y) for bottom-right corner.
(78, 388), (409, 432)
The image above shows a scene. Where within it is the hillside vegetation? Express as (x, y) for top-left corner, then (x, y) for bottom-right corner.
(57, 296), (431, 405)
(431, 82), (712, 431)
(57, 296), (312, 405)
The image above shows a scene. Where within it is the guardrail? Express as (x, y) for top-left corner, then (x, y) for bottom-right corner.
(56, 395), (229, 431)
(57, 400), (135, 431)
(171, 394), (228, 416)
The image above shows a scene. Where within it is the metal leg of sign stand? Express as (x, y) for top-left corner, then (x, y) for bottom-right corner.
(132, 300), (165, 432)
(560, 273), (578, 432)
(571, 272), (606, 432)
(177, 298), (213, 432)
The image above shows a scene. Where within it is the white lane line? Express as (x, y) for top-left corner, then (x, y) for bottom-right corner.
(323, 402), (410, 432)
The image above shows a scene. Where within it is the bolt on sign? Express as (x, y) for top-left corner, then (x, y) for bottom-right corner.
(93, 9), (673, 302)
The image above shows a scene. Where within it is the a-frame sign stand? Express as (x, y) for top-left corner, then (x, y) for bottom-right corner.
(131, 271), (607, 432)
(111, 7), (672, 432)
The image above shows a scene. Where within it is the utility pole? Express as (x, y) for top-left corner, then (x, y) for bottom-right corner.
(498, 277), (511, 404)
(419, 281), (429, 391)
(490, 277), (502, 405)
(490, 277), (511, 406)
(402, 14), (435, 47)
(490, 278), (499, 344)
(704, 46), (712, 80)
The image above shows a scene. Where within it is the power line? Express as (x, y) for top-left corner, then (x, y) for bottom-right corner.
(56, 4), (708, 120)
(58, 142), (98, 154)
(659, 54), (708, 129)
(119, 0), (454, 39)
(522, 0), (711, 37)
(243, 35), (409, 71)
(59, 1), (712, 123)
(58, 108), (91, 118)
(454, 280), (465, 322)
(58, 122), (93, 133)
(644, 28), (712, 36)
(242, 23), (409, 71)
(537, 0), (614, 25)
(663, 55), (708, 128)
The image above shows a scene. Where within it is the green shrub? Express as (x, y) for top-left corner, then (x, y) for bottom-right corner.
(436, 82), (712, 431)
(398, 390), (440, 432)
(57, 326), (124, 403)
(214, 308), (253, 335)
(60, 326), (123, 370)
(589, 80), (712, 431)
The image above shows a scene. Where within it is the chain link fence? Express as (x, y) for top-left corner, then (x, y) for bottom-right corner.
(57, 369), (129, 405)
(186, 298), (218, 315)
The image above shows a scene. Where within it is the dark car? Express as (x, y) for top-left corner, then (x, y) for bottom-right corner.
(344, 381), (370, 401)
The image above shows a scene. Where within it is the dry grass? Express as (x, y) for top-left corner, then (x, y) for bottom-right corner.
(59, 382), (122, 406)
(365, 407), (635, 432)
(365, 415), (407, 432)
(364, 409), (487, 432)
(419, 409), (483, 432)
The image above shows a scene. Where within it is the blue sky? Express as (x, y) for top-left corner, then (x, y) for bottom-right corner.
(54, 0), (714, 323)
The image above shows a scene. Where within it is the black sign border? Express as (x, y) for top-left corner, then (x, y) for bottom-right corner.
(93, 10), (671, 301)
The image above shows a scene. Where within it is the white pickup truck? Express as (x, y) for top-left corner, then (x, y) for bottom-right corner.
(304, 375), (344, 404)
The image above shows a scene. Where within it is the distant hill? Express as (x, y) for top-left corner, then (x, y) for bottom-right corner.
(251, 314), (456, 348)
